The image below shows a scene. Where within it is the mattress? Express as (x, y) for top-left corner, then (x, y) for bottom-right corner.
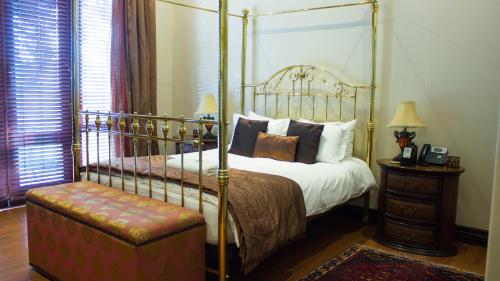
(86, 149), (376, 245)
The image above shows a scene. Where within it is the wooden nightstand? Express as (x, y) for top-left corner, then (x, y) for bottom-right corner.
(174, 136), (217, 154)
(375, 159), (465, 256)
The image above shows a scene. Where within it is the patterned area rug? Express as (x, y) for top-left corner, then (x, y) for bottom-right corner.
(299, 246), (484, 281)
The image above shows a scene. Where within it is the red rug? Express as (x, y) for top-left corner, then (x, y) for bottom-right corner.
(299, 246), (484, 281)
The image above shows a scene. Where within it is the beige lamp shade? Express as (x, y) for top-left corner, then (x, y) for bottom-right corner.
(386, 101), (426, 128)
(195, 94), (217, 115)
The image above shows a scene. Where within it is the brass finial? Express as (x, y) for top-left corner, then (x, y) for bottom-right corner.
(95, 112), (101, 131)
(119, 112), (126, 133)
(178, 115), (186, 140)
(162, 115), (170, 139)
(132, 113), (140, 136)
(106, 113), (114, 131)
(242, 8), (249, 23)
(146, 114), (155, 137)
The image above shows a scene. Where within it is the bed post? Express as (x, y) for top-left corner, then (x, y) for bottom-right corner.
(71, 0), (81, 182)
(240, 8), (249, 114)
(366, 0), (378, 167)
(217, 0), (229, 280)
(363, 0), (378, 224)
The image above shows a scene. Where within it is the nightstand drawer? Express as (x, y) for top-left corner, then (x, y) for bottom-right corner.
(386, 197), (437, 224)
(387, 172), (440, 195)
(385, 221), (435, 248)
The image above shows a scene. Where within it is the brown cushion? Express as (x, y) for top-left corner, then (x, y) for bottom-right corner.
(286, 120), (324, 164)
(229, 118), (269, 157)
(253, 132), (299, 162)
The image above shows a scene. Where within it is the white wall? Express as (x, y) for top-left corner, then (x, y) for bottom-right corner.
(485, 106), (500, 280)
(156, 1), (174, 117)
(156, 0), (500, 230)
(156, 1), (175, 153)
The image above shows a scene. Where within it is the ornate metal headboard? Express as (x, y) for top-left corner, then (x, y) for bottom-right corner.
(243, 64), (371, 158)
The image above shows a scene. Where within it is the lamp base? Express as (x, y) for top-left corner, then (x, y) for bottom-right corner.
(203, 131), (217, 140)
(203, 119), (217, 140)
(393, 127), (416, 162)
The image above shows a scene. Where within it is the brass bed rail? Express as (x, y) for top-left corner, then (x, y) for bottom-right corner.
(81, 111), (215, 214)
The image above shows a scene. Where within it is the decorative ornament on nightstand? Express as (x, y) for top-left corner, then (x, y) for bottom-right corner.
(195, 93), (218, 139)
(387, 101), (425, 161)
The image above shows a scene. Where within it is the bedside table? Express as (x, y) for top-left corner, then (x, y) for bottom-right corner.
(174, 136), (217, 154)
(375, 159), (465, 256)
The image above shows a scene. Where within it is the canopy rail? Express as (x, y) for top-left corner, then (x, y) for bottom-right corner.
(157, 0), (242, 18)
(248, 0), (376, 17)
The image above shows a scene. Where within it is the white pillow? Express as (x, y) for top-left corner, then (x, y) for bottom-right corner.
(248, 111), (290, 136)
(334, 119), (357, 158)
(298, 119), (346, 163)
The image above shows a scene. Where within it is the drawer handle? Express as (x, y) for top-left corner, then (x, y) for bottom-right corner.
(396, 229), (416, 242)
(399, 205), (418, 216)
(405, 182), (418, 191)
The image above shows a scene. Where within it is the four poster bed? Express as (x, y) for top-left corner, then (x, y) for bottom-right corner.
(70, 0), (379, 280)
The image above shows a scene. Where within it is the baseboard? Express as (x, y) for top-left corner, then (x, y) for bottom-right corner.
(0, 198), (8, 209)
(0, 197), (25, 210)
(455, 226), (488, 247)
(337, 205), (488, 247)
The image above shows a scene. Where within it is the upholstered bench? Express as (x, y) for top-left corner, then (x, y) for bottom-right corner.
(26, 181), (206, 281)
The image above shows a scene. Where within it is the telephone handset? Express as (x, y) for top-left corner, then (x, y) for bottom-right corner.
(419, 144), (448, 165)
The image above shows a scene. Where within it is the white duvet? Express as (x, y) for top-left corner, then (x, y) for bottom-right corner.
(212, 150), (377, 216)
(87, 149), (376, 245)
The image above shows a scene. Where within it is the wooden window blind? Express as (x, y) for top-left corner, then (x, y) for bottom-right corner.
(0, 0), (73, 207)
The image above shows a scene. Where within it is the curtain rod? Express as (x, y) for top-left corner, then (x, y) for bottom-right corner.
(249, 1), (375, 18)
(157, 0), (242, 18)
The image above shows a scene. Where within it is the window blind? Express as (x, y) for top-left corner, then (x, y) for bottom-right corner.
(0, 0), (73, 207)
(78, 0), (113, 164)
(0, 3), (8, 206)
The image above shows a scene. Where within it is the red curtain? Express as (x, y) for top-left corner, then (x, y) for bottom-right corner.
(111, 0), (158, 156)
(0, 0), (73, 208)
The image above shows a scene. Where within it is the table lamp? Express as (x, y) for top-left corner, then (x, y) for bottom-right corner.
(195, 93), (218, 139)
(386, 101), (426, 161)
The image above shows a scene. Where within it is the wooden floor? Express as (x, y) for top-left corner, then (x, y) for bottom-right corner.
(0, 206), (486, 281)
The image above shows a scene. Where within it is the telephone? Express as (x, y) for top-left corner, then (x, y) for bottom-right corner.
(419, 144), (448, 165)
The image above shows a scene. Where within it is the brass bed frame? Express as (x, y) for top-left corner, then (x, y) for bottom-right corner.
(70, 1), (379, 280)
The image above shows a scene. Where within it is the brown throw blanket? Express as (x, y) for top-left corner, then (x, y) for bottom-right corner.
(88, 155), (306, 274)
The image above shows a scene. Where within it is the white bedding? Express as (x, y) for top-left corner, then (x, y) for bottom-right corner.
(87, 149), (376, 245)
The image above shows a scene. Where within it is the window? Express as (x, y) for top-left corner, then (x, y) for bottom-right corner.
(78, 0), (113, 164)
(0, 0), (73, 207)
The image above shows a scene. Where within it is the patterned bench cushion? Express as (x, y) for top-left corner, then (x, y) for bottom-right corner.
(26, 181), (205, 246)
